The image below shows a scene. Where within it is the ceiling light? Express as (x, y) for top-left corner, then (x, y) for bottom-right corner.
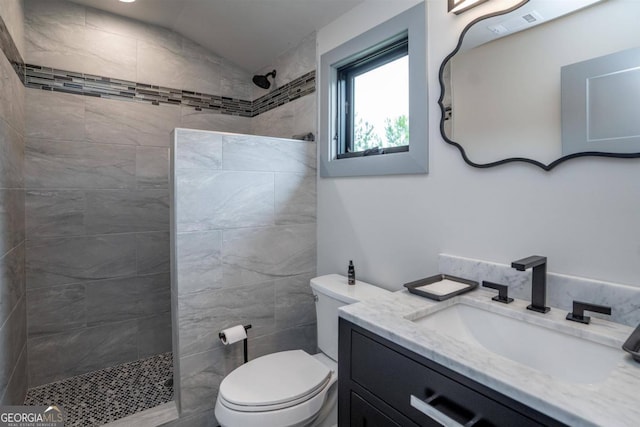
(448, 0), (488, 15)
(119, 0), (136, 3)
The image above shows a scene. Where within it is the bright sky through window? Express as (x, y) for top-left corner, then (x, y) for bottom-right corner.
(353, 56), (409, 149)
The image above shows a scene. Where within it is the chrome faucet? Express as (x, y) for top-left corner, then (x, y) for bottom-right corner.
(512, 255), (549, 313)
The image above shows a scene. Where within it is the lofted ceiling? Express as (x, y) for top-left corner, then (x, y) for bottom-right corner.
(68, 0), (364, 73)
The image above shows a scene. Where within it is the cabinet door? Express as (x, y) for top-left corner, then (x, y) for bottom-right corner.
(350, 392), (401, 427)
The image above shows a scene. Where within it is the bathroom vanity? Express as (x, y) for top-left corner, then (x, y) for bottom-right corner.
(338, 289), (640, 426)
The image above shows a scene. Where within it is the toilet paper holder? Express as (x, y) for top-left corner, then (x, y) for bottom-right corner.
(219, 324), (252, 363)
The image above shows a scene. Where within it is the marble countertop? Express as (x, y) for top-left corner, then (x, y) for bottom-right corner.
(339, 288), (640, 427)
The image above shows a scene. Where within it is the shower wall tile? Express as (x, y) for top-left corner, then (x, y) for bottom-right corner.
(85, 190), (169, 234)
(180, 39), (223, 96)
(0, 127), (21, 191)
(26, 234), (137, 289)
(0, 243), (25, 328)
(85, 98), (180, 147)
(26, 283), (85, 336)
(0, 0), (25, 406)
(25, 190), (86, 238)
(251, 323), (317, 361)
(222, 134), (316, 174)
(177, 282), (276, 357)
(174, 129), (222, 170)
(0, 52), (25, 131)
(0, 0), (25, 57)
(275, 273), (317, 329)
(176, 170), (274, 232)
(27, 190), (169, 238)
(25, 138), (136, 189)
(222, 223), (316, 288)
(176, 231), (222, 296)
(83, 27), (137, 82)
(0, 296), (26, 397)
(27, 319), (138, 387)
(136, 147), (169, 189)
(274, 172), (316, 225)
(25, 86), (85, 142)
(1, 346), (27, 405)
(0, 116), (24, 189)
(26, 2), (135, 82)
(136, 39), (186, 91)
(251, 95), (316, 140)
(85, 7), (182, 52)
(24, 0), (86, 73)
(220, 63), (253, 101)
(137, 312), (172, 358)
(0, 190), (25, 256)
(180, 107), (251, 135)
(178, 347), (227, 417)
(85, 273), (170, 327)
(136, 231), (170, 275)
(253, 32), (316, 100)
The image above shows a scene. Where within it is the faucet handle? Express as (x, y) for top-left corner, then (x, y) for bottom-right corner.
(566, 301), (612, 324)
(482, 281), (513, 304)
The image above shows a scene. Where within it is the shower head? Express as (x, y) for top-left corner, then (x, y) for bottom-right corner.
(252, 70), (276, 89)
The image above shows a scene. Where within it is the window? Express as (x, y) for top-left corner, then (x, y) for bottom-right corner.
(320, 2), (427, 177)
(337, 34), (409, 158)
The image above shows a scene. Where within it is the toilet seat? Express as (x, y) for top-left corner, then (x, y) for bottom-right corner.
(218, 350), (332, 412)
(215, 351), (338, 427)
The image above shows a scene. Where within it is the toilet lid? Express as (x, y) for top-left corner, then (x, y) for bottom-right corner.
(219, 350), (332, 408)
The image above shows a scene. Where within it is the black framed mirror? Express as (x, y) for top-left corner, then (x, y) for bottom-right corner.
(438, 0), (640, 171)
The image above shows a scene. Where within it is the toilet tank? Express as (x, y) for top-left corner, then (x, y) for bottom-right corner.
(310, 274), (390, 361)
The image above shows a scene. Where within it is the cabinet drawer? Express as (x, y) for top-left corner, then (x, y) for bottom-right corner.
(350, 330), (544, 427)
(350, 392), (402, 427)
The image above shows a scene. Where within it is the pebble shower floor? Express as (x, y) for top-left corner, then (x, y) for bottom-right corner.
(24, 352), (173, 426)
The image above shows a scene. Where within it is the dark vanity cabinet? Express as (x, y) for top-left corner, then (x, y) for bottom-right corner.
(338, 319), (566, 427)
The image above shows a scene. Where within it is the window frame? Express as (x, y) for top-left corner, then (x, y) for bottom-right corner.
(319, 2), (427, 177)
(336, 35), (409, 158)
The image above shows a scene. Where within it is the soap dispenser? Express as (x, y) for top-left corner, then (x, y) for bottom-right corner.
(348, 260), (355, 285)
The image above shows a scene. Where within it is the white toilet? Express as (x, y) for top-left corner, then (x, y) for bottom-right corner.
(214, 274), (390, 427)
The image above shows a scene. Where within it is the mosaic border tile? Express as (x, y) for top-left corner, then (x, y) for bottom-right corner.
(23, 65), (315, 117)
(24, 64), (255, 117)
(0, 13), (314, 118)
(253, 70), (316, 115)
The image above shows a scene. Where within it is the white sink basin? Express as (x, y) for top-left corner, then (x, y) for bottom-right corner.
(412, 303), (622, 384)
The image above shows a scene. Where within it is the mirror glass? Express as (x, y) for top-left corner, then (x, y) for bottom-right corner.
(441, 0), (640, 168)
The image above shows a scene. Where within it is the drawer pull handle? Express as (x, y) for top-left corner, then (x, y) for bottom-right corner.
(410, 395), (483, 427)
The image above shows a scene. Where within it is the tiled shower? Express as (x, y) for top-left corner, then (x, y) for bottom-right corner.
(0, 0), (317, 425)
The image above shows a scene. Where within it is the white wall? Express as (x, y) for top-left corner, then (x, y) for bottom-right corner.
(316, 0), (640, 290)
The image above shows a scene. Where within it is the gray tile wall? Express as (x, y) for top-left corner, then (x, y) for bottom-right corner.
(23, 89), (171, 387)
(24, 0), (253, 100)
(22, 0), (256, 388)
(171, 129), (317, 421)
(0, 0), (27, 405)
(21, 0), (317, 399)
(23, 89), (250, 388)
(251, 32), (317, 140)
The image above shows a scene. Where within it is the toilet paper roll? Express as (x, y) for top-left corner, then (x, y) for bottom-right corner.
(220, 325), (247, 345)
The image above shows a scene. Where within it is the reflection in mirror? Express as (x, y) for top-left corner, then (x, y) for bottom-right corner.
(440, 0), (640, 169)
